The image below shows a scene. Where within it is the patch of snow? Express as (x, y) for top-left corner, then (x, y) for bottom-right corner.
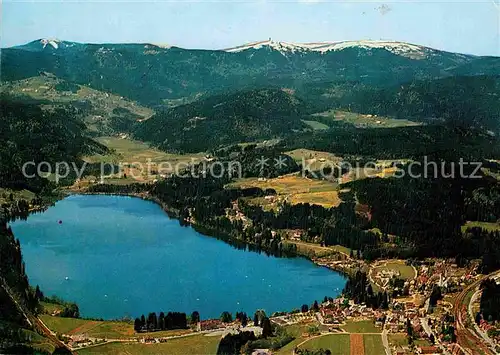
(224, 39), (434, 59)
(40, 38), (60, 49)
(148, 43), (171, 49)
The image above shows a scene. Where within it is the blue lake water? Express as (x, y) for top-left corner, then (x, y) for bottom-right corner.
(10, 195), (346, 320)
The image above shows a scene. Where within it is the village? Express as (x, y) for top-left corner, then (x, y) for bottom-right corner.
(42, 250), (500, 355)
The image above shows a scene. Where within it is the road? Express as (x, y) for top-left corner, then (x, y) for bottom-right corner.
(0, 276), (74, 354)
(420, 317), (451, 355)
(453, 271), (500, 355)
(381, 328), (391, 355)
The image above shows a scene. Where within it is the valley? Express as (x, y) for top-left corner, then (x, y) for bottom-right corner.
(0, 35), (500, 355)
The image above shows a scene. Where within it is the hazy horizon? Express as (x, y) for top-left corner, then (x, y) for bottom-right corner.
(2, 0), (500, 56)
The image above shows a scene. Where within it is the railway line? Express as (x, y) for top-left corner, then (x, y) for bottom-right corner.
(453, 271), (499, 355)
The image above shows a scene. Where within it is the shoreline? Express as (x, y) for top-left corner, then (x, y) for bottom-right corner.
(13, 190), (353, 322)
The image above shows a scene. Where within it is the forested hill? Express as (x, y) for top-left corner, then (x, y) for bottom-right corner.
(133, 89), (308, 153)
(2, 39), (498, 106)
(284, 125), (500, 161)
(0, 95), (108, 191)
(0, 75), (154, 136)
(297, 75), (500, 134)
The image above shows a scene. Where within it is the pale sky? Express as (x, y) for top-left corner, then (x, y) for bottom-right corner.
(2, 0), (499, 56)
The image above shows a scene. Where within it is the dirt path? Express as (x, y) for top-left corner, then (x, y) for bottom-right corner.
(350, 334), (364, 355)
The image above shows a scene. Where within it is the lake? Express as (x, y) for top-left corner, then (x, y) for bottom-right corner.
(10, 195), (346, 320)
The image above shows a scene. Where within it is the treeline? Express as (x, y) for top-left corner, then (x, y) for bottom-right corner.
(89, 150), (499, 263)
(133, 312), (188, 332)
(298, 75), (500, 134)
(0, 223), (41, 319)
(465, 184), (500, 223)
(295, 349), (332, 355)
(87, 183), (151, 195)
(284, 124), (500, 161)
(237, 192), (380, 256)
(479, 278), (500, 323)
(343, 270), (390, 310)
(40, 294), (80, 318)
(217, 313), (288, 355)
(0, 96), (108, 192)
(462, 228), (500, 274)
(347, 162), (500, 260)
(134, 89), (307, 153)
(342, 75), (500, 133)
(214, 145), (300, 178)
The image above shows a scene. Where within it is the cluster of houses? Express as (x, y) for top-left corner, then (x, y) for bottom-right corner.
(66, 335), (106, 349)
(373, 269), (402, 289)
(318, 297), (380, 326)
(314, 255), (364, 276)
(415, 261), (477, 294)
(199, 319), (224, 331)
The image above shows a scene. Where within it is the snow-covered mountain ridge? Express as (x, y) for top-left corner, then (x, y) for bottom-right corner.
(223, 39), (471, 59)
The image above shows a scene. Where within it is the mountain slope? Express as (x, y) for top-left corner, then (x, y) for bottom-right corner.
(2, 39), (494, 107)
(1, 74), (154, 136)
(133, 89), (308, 152)
(297, 75), (500, 133)
(0, 95), (108, 191)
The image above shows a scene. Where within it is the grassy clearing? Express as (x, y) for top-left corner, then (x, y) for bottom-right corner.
(372, 261), (417, 281)
(283, 240), (351, 258)
(462, 221), (500, 233)
(302, 119), (330, 131)
(40, 315), (190, 339)
(0, 188), (36, 205)
(274, 323), (313, 355)
(2, 76), (154, 134)
(76, 335), (219, 355)
(481, 167), (500, 181)
(388, 334), (408, 347)
(81, 137), (204, 184)
(290, 191), (340, 207)
(312, 110), (421, 128)
(363, 334), (385, 354)
(340, 320), (381, 334)
(286, 149), (343, 172)
(40, 315), (94, 335)
(228, 174), (340, 208)
(90, 137), (203, 164)
(41, 301), (65, 315)
(298, 334), (350, 354)
(414, 339), (433, 347)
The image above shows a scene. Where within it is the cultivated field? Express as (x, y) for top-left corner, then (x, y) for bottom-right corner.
(274, 323), (318, 355)
(40, 315), (191, 339)
(312, 110), (421, 128)
(1, 75), (154, 134)
(228, 174), (340, 208)
(297, 334), (351, 355)
(76, 335), (219, 355)
(387, 333), (407, 347)
(81, 137), (204, 183)
(286, 149), (343, 172)
(341, 320), (381, 334)
(363, 334), (385, 354)
(350, 334), (364, 355)
(282, 240), (351, 258)
(90, 137), (204, 165)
